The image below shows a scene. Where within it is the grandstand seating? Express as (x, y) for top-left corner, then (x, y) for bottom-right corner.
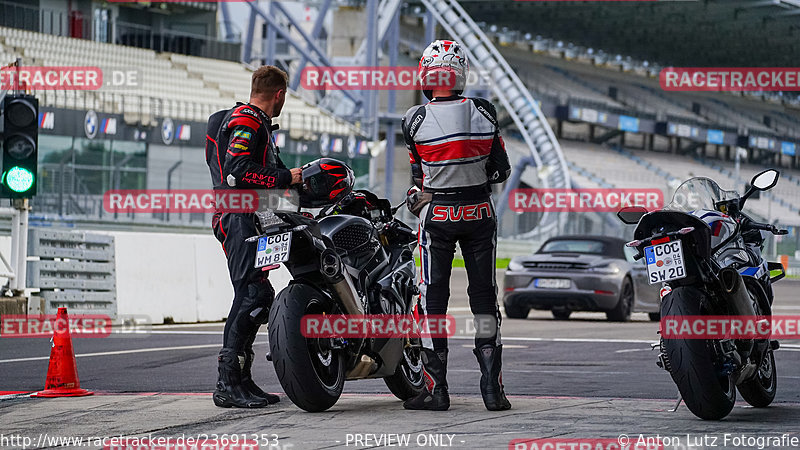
(616, 147), (800, 225)
(497, 45), (800, 140)
(549, 139), (800, 225)
(561, 141), (667, 190)
(0, 26), (358, 135)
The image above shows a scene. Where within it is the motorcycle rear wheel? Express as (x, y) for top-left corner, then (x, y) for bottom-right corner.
(661, 286), (735, 420)
(269, 282), (345, 412)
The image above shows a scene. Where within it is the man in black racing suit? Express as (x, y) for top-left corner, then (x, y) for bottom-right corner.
(402, 40), (512, 412)
(205, 66), (302, 408)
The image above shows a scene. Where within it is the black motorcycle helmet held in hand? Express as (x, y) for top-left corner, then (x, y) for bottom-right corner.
(298, 158), (355, 208)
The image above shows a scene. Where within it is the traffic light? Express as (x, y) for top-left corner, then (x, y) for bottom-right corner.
(1, 94), (38, 198)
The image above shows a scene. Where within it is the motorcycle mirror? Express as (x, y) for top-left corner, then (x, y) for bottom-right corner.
(751, 169), (779, 191)
(617, 206), (648, 225)
(390, 200), (405, 215)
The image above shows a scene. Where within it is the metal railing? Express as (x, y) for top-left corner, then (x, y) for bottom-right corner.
(0, 1), (239, 62)
(116, 21), (240, 62)
(28, 89), (358, 134)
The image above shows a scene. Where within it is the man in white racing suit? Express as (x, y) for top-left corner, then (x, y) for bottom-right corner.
(402, 39), (512, 411)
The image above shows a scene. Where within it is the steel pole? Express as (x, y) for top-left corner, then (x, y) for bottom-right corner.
(424, 10), (435, 43)
(9, 208), (20, 292)
(13, 200), (29, 295)
(384, 9), (399, 201)
(166, 161), (183, 222)
(365, 0), (379, 140)
(290, 0), (333, 91)
(265, 0), (277, 65)
(243, 10), (257, 63)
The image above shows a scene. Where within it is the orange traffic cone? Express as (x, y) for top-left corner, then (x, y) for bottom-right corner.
(31, 307), (93, 398)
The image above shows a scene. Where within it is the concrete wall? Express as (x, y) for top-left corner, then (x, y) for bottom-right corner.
(1, 231), (292, 324)
(102, 231), (292, 324)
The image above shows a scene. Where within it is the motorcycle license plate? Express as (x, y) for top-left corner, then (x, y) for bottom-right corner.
(254, 232), (292, 269)
(644, 240), (686, 284)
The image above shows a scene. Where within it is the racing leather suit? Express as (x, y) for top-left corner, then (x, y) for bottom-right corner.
(205, 102), (292, 353)
(402, 95), (511, 351)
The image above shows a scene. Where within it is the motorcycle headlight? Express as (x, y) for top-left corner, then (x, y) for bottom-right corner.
(588, 263), (620, 274)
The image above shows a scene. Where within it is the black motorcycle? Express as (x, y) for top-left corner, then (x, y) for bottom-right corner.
(250, 158), (424, 412)
(618, 169), (787, 420)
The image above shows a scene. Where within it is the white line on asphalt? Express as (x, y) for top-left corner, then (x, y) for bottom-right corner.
(450, 368), (631, 375)
(110, 330), (223, 335)
(3, 335), (794, 365)
(150, 323), (225, 329)
(615, 348), (651, 353)
(0, 342), (267, 364)
(462, 344), (529, 349)
(450, 336), (658, 344)
(0, 393), (30, 400)
(102, 331), (660, 344)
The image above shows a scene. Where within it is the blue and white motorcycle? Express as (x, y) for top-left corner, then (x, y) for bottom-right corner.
(618, 169), (787, 420)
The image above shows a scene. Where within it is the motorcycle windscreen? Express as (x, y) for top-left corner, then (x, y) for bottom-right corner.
(665, 177), (739, 213)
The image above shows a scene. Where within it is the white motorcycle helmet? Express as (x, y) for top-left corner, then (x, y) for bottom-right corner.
(418, 39), (469, 100)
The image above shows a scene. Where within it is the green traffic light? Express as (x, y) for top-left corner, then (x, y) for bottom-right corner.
(3, 166), (35, 193)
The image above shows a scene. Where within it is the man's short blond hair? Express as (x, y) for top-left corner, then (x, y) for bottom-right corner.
(251, 66), (288, 98)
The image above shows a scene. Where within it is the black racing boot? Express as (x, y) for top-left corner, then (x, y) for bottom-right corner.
(242, 349), (280, 404)
(473, 344), (511, 411)
(403, 349), (450, 411)
(213, 348), (269, 408)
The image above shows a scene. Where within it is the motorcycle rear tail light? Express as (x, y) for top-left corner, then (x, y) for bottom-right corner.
(651, 237), (671, 245)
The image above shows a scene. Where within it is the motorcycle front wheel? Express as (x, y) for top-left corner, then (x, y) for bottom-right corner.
(738, 349), (777, 407)
(269, 282), (345, 412)
(661, 286), (735, 420)
(383, 336), (425, 400)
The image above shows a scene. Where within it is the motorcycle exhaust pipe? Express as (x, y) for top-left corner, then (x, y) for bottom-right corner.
(320, 249), (364, 316)
(718, 267), (755, 317)
(346, 354), (378, 380)
(717, 267), (765, 384)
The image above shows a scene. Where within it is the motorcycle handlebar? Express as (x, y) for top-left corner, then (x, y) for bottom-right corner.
(745, 220), (787, 235)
